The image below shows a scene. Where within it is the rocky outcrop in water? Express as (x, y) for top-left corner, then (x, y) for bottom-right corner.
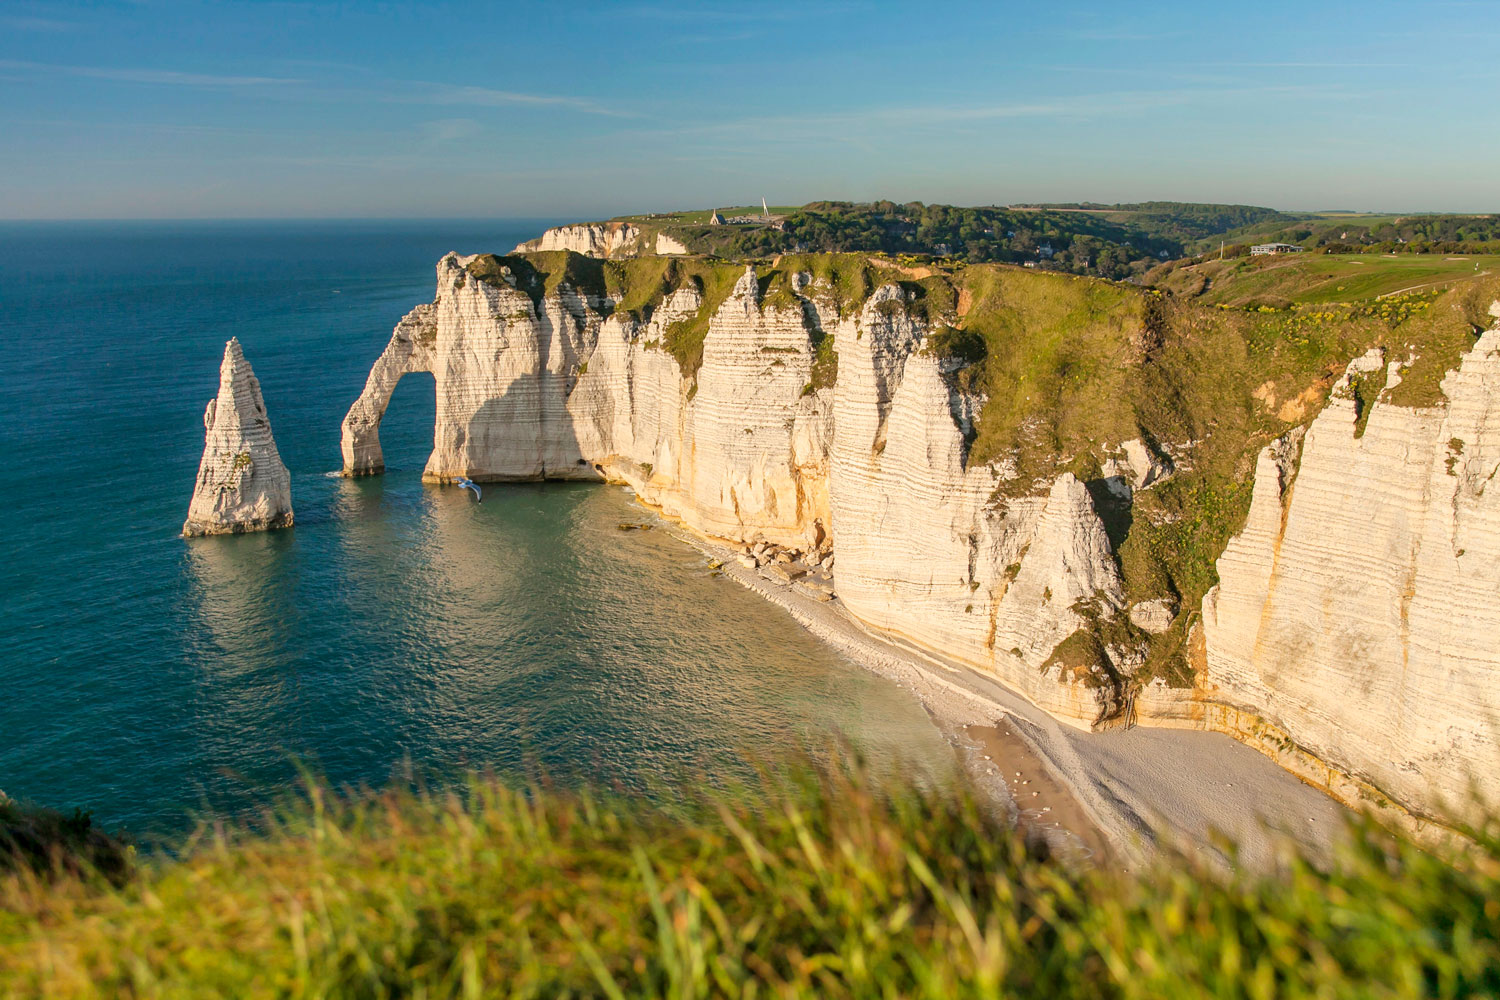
(184, 338), (292, 537)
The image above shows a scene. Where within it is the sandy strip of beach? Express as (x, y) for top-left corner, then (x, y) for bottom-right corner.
(669, 523), (1350, 873)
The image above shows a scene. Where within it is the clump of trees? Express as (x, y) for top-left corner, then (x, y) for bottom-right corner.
(1213, 215), (1500, 256)
(692, 201), (1185, 279)
(663, 203), (1500, 276)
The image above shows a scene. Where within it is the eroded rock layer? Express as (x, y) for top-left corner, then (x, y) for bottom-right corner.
(1202, 332), (1500, 817)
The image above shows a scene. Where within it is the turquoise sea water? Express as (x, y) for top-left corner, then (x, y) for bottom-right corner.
(0, 221), (954, 840)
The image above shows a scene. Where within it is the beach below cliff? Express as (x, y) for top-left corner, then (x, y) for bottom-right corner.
(667, 515), (1350, 872)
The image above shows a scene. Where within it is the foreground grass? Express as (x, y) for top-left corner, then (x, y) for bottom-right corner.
(1, 767), (1497, 999)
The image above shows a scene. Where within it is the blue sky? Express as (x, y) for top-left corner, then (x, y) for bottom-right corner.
(2, 0), (1496, 219)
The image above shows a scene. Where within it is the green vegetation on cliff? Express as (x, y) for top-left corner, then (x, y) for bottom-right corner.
(1024, 202), (1300, 243)
(569, 202), (1500, 277)
(2, 769), (1497, 998)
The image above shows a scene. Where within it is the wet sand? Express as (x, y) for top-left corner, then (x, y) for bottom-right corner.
(966, 722), (1114, 864)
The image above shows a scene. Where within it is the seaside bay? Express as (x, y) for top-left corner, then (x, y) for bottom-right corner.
(0, 221), (955, 838)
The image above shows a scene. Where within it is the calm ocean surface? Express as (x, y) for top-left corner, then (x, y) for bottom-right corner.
(0, 220), (954, 840)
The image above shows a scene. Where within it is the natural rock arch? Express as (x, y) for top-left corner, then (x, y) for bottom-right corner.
(340, 303), (436, 476)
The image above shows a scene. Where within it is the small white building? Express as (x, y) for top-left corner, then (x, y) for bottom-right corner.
(708, 211), (725, 226)
(1250, 242), (1305, 256)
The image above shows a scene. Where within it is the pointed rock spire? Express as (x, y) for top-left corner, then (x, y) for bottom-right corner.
(182, 338), (293, 537)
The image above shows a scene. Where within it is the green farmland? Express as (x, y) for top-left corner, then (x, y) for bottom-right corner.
(1154, 253), (1500, 307)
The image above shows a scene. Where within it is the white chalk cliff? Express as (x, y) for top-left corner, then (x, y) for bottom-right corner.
(184, 338), (293, 537)
(514, 222), (645, 258)
(342, 254), (1500, 822)
(344, 256), (1150, 722)
(1202, 330), (1500, 818)
(513, 223), (688, 258)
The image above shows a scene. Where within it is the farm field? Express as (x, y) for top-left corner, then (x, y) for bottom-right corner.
(1156, 253), (1500, 306)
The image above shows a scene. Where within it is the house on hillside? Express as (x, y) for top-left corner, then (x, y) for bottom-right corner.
(1250, 242), (1305, 256)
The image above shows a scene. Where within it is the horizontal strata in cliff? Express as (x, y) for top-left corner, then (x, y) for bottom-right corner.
(340, 250), (1500, 823)
(1201, 331), (1500, 820)
(184, 338), (293, 537)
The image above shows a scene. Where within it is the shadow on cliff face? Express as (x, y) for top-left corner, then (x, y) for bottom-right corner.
(1083, 476), (1134, 553)
(451, 377), (597, 483)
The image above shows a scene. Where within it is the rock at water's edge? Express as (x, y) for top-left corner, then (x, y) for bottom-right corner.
(182, 338), (293, 537)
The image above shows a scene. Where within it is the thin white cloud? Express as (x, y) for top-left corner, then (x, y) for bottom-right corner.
(0, 59), (632, 117)
(1068, 30), (1182, 42)
(607, 2), (843, 21)
(406, 82), (633, 117)
(4, 117), (287, 137)
(1211, 60), (1415, 69)
(656, 84), (1355, 141)
(0, 59), (302, 86)
(420, 118), (482, 143)
(0, 15), (76, 32)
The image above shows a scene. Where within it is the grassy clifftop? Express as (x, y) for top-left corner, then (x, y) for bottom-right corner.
(2, 768), (1497, 998)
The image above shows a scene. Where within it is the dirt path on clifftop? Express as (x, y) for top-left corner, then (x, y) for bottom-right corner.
(668, 521), (1350, 874)
(1377, 269), (1493, 299)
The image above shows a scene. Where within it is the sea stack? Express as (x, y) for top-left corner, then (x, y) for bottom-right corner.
(182, 338), (293, 537)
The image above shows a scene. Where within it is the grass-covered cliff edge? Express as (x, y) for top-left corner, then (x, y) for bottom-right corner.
(459, 247), (1500, 693)
(4, 766), (1498, 998)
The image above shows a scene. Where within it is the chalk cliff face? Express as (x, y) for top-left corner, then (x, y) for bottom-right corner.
(342, 252), (1500, 821)
(343, 255), (1128, 721)
(513, 223), (687, 258)
(823, 290), (1128, 723)
(184, 338), (293, 537)
(1202, 330), (1500, 815)
(654, 234), (689, 255)
(514, 222), (645, 258)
